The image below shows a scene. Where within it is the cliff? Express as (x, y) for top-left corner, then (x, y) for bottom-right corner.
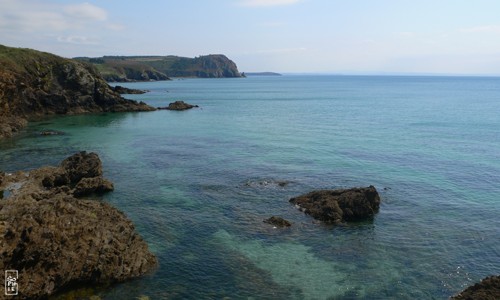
(75, 54), (243, 81)
(0, 44), (155, 139)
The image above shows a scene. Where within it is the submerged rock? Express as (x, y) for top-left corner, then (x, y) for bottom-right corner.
(452, 275), (500, 300)
(264, 216), (292, 227)
(244, 179), (291, 188)
(158, 100), (199, 111)
(40, 130), (65, 136)
(0, 152), (157, 299)
(289, 186), (380, 223)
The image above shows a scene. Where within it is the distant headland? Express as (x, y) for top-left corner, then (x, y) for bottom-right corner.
(74, 54), (244, 82)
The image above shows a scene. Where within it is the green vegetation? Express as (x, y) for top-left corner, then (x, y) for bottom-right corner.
(74, 54), (243, 82)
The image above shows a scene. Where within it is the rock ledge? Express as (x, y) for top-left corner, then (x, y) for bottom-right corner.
(0, 152), (157, 299)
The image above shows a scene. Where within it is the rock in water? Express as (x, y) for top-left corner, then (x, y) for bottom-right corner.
(264, 216), (292, 227)
(289, 186), (380, 223)
(158, 100), (199, 111)
(452, 275), (500, 300)
(0, 152), (157, 299)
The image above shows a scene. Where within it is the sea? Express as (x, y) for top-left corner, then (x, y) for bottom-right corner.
(1, 75), (499, 299)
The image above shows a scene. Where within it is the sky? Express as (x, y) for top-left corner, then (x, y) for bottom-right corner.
(1, 0), (500, 74)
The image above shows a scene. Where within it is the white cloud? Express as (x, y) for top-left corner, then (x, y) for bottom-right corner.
(0, 0), (115, 33)
(239, 0), (301, 7)
(460, 25), (500, 34)
(64, 2), (107, 21)
(57, 35), (99, 45)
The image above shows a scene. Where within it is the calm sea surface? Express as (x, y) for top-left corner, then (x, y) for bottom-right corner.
(1, 75), (499, 299)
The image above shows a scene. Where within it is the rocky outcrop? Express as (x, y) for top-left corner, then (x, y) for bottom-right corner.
(289, 186), (380, 223)
(0, 44), (155, 139)
(264, 216), (292, 227)
(112, 85), (148, 94)
(0, 152), (157, 299)
(158, 100), (199, 111)
(452, 275), (500, 300)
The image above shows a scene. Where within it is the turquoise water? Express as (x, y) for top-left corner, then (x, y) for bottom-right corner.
(1, 75), (499, 299)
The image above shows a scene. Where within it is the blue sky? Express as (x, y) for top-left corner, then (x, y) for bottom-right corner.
(1, 0), (500, 74)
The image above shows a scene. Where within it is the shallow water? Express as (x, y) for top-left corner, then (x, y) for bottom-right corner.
(1, 75), (499, 299)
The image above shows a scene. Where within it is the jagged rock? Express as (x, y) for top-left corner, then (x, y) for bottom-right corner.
(158, 101), (199, 111)
(264, 216), (292, 227)
(112, 85), (148, 94)
(41, 168), (70, 188)
(61, 151), (103, 183)
(0, 152), (157, 299)
(73, 177), (114, 197)
(289, 186), (380, 223)
(452, 275), (500, 300)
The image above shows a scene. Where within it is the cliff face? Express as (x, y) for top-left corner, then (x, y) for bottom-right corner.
(0, 44), (155, 138)
(76, 54), (243, 81)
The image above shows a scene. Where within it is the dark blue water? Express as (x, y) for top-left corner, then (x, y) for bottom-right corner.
(1, 75), (499, 299)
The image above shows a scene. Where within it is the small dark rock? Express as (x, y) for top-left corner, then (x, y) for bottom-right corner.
(40, 130), (64, 136)
(112, 85), (148, 94)
(73, 177), (114, 197)
(452, 275), (500, 300)
(264, 216), (292, 227)
(289, 186), (380, 224)
(158, 100), (199, 111)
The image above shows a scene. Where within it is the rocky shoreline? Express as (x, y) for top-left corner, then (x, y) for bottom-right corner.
(0, 152), (157, 299)
(0, 44), (155, 140)
(452, 275), (500, 300)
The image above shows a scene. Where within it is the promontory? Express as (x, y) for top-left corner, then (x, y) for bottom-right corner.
(0, 44), (155, 139)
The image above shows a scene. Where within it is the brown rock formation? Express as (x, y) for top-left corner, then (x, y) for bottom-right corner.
(158, 100), (199, 111)
(289, 186), (380, 223)
(452, 275), (500, 300)
(263, 216), (292, 227)
(0, 152), (157, 299)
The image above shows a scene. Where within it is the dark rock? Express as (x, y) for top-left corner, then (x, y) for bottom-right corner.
(73, 177), (114, 197)
(452, 275), (500, 300)
(264, 216), (292, 227)
(0, 153), (157, 299)
(112, 85), (148, 94)
(245, 179), (290, 188)
(40, 130), (65, 136)
(42, 169), (70, 188)
(289, 186), (380, 223)
(0, 170), (4, 185)
(158, 101), (199, 111)
(61, 151), (103, 183)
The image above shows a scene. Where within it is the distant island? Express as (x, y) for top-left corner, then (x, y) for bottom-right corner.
(243, 72), (282, 76)
(75, 54), (244, 82)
